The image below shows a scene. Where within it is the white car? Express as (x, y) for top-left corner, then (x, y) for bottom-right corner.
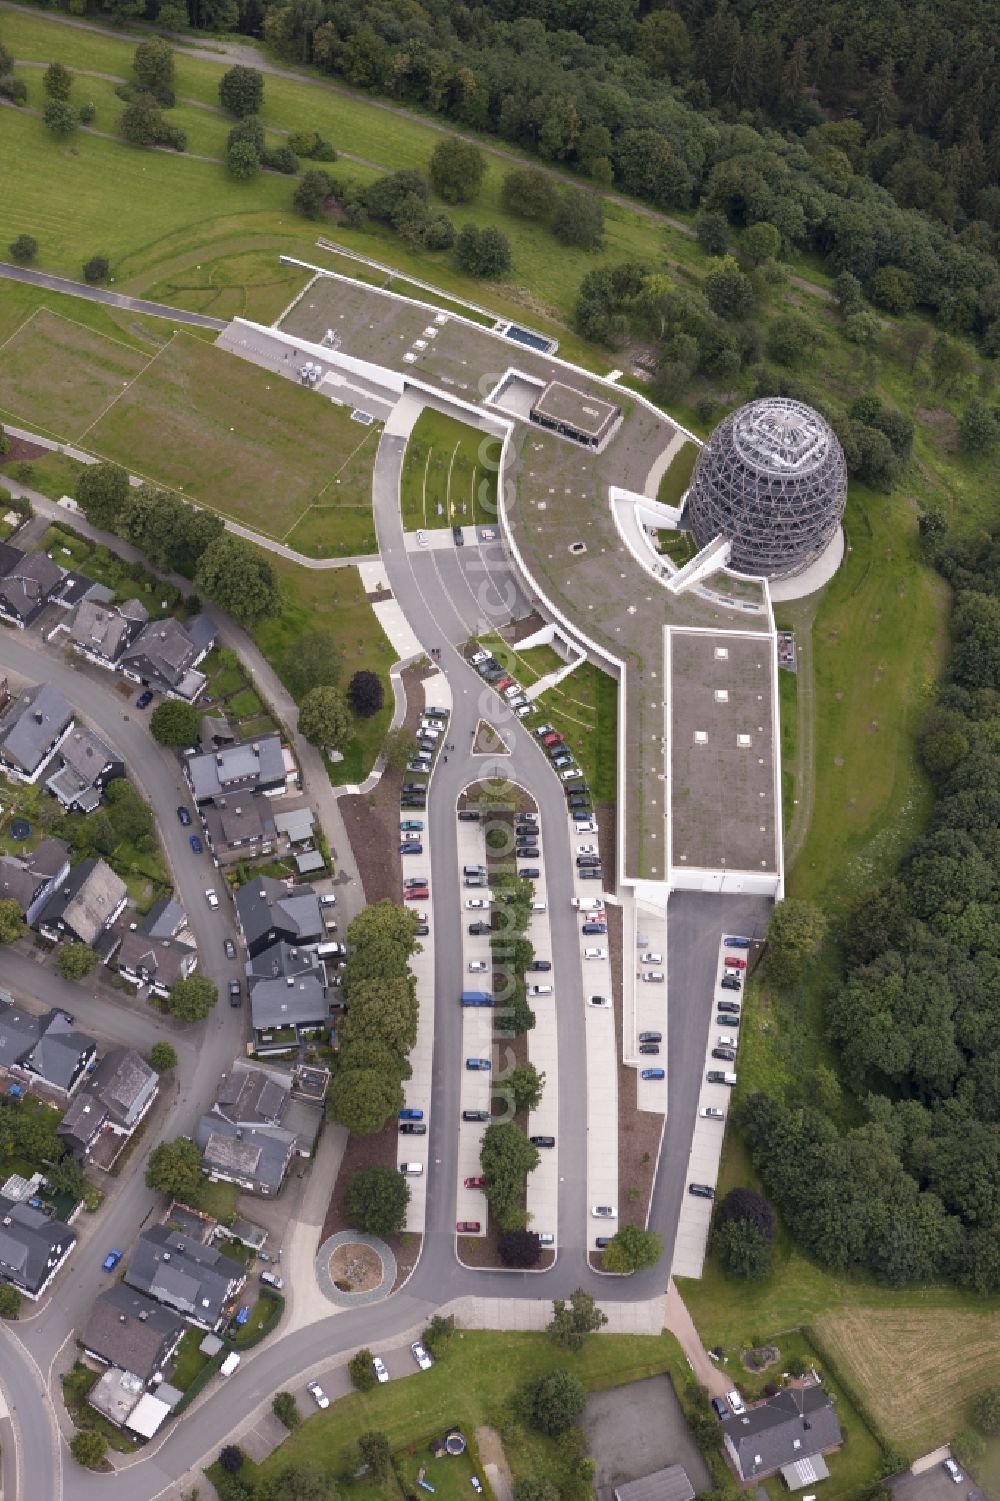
(373, 1355), (389, 1384)
(410, 1340), (433, 1371)
(727, 1390), (746, 1416)
(307, 1381), (329, 1409)
(419, 724), (441, 739)
(584, 946), (608, 960)
(717, 1035), (739, 1050)
(531, 900), (546, 912)
(701, 1106), (725, 1120)
(416, 530), (428, 546)
(468, 960), (488, 973)
(514, 704), (532, 718)
(205, 888), (219, 909)
(470, 650), (491, 665)
(529, 985), (553, 996)
(642, 971), (664, 983)
(589, 994), (611, 1008)
(591, 1204), (617, 1218)
(502, 684), (522, 700)
(640, 952), (663, 964)
(574, 819), (598, 834)
(577, 844), (598, 855)
(559, 766), (581, 781)
(534, 723), (554, 737)
(465, 897), (489, 910)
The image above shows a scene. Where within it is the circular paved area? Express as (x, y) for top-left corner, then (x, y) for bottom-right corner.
(315, 1231), (396, 1307)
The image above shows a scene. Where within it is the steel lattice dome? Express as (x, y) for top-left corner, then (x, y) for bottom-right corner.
(685, 398), (848, 579)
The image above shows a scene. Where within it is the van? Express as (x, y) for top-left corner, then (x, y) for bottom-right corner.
(399, 1162), (424, 1175)
(261, 1270), (284, 1290)
(537, 1232), (555, 1246)
(219, 1352), (241, 1378)
(572, 897), (604, 911)
(319, 893), (337, 907)
(529, 984), (553, 996)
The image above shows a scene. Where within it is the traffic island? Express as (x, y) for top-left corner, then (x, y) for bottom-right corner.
(314, 1230), (396, 1307)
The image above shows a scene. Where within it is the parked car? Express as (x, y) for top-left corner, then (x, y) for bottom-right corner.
(727, 1391), (746, 1416)
(716, 1014), (739, 1028)
(405, 888), (429, 902)
(595, 1237), (611, 1250)
(205, 888), (219, 909)
(584, 947), (608, 959)
(579, 867), (603, 880)
(260, 1270), (283, 1289)
(582, 922), (607, 935)
(457, 809), (481, 821)
(711, 1397), (730, 1421)
(701, 1106), (725, 1120)
(711, 1046), (736, 1062)
(223, 937), (236, 960)
(724, 936), (751, 949)
(307, 1381), (330, 1409)
(464, 1175), (485, 1189)
(457, 1221), (481, 1233)
(399, 1108), (424, 1121)
(136, 690), (153, 709)
(529, 984), (553, 997)
(462, 1109), (489, 1122)
(530, 1135), (555, 1148)
(688, 1183), (715, 1198)
(721, 974), (742, 991)
(534, 723), (555, 736)
(639, 1031), (662, 1043)
(943, 1461), (963, 1485)
(468, 960), (488, 973)
(468, 921), (491, 936)
(641, 971), (664, 983)
(176, 805), (192, 826)
(529, 960), (552, 972)
(400, 842), (423, 855)
(591, 1205), (617, 1218)
(717, 1035), (739, 1050)
(452, 525), (465, 547)
(717, 1000), (741, 1015)
(400, 819), (424, 832)
(102, 1249), (122, 1272)
(470, 650), (491, 665)
(189, 834), (203, 854)
(639, 1043), (660, 1055)
(574, 818), (598, 833)
(725, 956), (747, 970)
(577, 844), (598, 855)
(519, 866), (540, 879)
(465, 897), (489, 910)
(228, 979), (241, 1006)
(372, 1355), (389, 1384)
(642, 1067), (665, 1080)
(589, 994), (611, 1008)
(466, 1057), (491, 1071)
(640, 952), (663, 964)
(399, 1122), (426, 1135)
(707, 1070), (737, 1085)
(412, 1339), (434, 1370)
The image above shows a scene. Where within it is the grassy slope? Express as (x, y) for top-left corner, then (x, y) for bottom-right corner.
(399, 408), (500, 530)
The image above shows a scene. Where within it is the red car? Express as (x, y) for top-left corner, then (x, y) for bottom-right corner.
(464, 1175), (486, 1190)
(496, 677), (514, 692)
(405, 888), (429, 902)
(542, 733), (564, 747)
(724, 956), (747, 969)
(456, 1220), (482, 1233)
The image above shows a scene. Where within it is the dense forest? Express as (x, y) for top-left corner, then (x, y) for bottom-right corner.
(67, 0), (1000, 349)
(740, 522), (1000, 1293)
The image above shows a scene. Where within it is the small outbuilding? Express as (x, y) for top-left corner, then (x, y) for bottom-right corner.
(614, 1464), (695, 1501)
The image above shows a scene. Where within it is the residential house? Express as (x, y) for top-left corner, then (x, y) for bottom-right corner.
(141, 895), (190, 943)
(37, 858), (127, 947)
(0, 999), (96, 1097)
(45, 725), (124, 813)
(81, 1285), (186, 1383)
(65, 597), (149, 670)
(0, 682), (74, 783)
(124, 1226), (245, 1330)
(198, 714), (235, 754)
(0, 549), (65, 629)
(201, 796), (277, 863)
(0, 1193), (76, 1298)
(273, 807), (315, 846)
(723, 1387), (843, 1488)
(0, 838), (71, 925)
(119, 614), (216, 702)
(250, 972), (328, 1038)
(193, 1061), (320, 1196)
(57, 1047), (159, 1162)
(234, 876), (323, 959)
(194, 1117), (297, 1197)
(115, 896), (197, 997)
(186, 735), (287, 805)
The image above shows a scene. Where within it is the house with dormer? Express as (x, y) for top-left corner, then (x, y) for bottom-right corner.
(57, 1047), (159, 1162)
(0, 1000), (96, 1097)
(65, 597), (149, 670)
(45, 725), (124, 814)
(119, 615), (216, 702)
(0, 1193), (76, 1298)
(124, 1226), (245, 1331)
(36, 858), (127, 948)
(0, 682), (74, 783)
(722, 1387), (843, 1488)
(0, 838), (71, 925)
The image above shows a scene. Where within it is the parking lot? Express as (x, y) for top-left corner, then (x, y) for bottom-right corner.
(586, 1374), (712, 1501)
(889, 1458), (983, 1501)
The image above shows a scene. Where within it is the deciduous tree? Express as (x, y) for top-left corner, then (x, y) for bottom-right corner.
(523, 1367), (586, 1435)
(480, 1121), (540, 1230)
(766, 898), (827, 985)
(601, 1225), (663, 1273)
(348, 1347), (376, 1391)
(133, 38), (174, 96)
(0, 898), (26, 945)
(547, 1287), (608, 1351)
(57, 942), (97, 981)
(8, 234), (38, 264)
(454, 224), (511, 278)
(501, 167), (556, 221)
(552, 188), (604, 250)
(71, 1430), (107, 1469)
(219, 65), (263, 117)
(43, 99), (77, 136)
(299, 685), (350, 750)
(145, 1136), (204, 1203)
(119, 91), (167, 146)
(508, 1063), (545, 1113)
(43, 61), (72, 99)
(328, 1068), (404, 1134)
(348, 670), (383, 718)
(429, 137), (484, 204)
(272, 1392), (300, 1429)
(149, 1041), (178, 1072)
(345, 1166), (410, 1236)
(279, 631), (341, 700)
(227, 141), (260, 179)
(168, 974), (218, 1021)
(194, 534), (280, 624)
(75, 460), (129, 530)
(150, 699), (201, 747)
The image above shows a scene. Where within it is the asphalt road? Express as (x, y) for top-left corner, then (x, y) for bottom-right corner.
(0, 261), (227, 330)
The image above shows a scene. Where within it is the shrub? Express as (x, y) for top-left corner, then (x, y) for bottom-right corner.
(348, 670), (384, 718)
(78, 100), (96, 123)
(0, 1284), (21, 1319)
(430, 136), (485, 204)
(293, 169), (334, 219)
(272, 1391), (300, 1429)
(70, 1430), (107, 1469)
(288, 128), (319, 156)
(9, 234), (37, 264)
(421, 1313), (455, 1356)
(971, 1386), (1000, 1436)
(219, 1444), (244, 1473)
(348, 1347), (376, 1391)
(227, 141), (260, 179)
(43, 98), (77, 137)
(262, 145), (298, 174)
(227, 115), (264, 153)
(0, 77), (27, 105)
(219, 65), (263, 117)
(43, 61), (73, 99)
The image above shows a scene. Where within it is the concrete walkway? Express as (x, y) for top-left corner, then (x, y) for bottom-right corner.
(664, 1280), (730, 1397)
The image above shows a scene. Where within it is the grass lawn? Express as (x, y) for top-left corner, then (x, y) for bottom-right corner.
(0, 305), (151, 440)
(400, 409), (500, 530)
(170, 1327), (210, 1392)
(251, 1330), (687, 1490)
(196, 1175), (240, 1222)
(254, 556), (395, 781)
(530, 658), (618, 803)
(777, 666), (798, 835)
(7, 448), (85, 502)
(85, 331), (382, 547)
(656, 528), (697, 565)
(395, 1438), (483, 1501)
(656, 441), (698, 507)
(283, 498), (378, 559)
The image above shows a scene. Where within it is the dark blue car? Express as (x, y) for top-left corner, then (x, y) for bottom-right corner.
(189, 834), (203, 854)
(400, 841), (423, 855)
(641, 1067), (665, 1081)
(136, 690), (153, 709)
(176, 805), (192, 826)
(399, 1107), (424, 1121)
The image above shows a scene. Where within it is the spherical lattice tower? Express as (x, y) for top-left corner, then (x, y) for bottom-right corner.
(685, 398), (848, 579)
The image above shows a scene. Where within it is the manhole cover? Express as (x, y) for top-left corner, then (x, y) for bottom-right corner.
(9, 819), (30, 841)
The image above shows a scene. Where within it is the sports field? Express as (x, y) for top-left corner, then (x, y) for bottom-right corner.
(0, 306), (151, 439)
(400, 409), (500, 530)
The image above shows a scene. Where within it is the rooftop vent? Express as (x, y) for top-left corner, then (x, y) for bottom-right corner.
(714, 689), (729, 703)
(694, 731), (708, 744)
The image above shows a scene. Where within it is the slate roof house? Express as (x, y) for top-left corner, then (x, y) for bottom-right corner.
(45, 725), (124, 814)
(193, 1061), (318, 1195)
(117, 928), (197, 997)
(0, 682), (74, 783)
(0, 999), (96, 1097)
(0, 1193), (76, 1298)
(235, 876), (323, 959)
(201, 795), (277, 863)
(186, 734), (287, 804)
(723, 1387), (843, 1488)
(37, 858), (128, 947)
(124, 1226), (245, 1330)
(82, 1285), (186, 1384)
(0, 838), (71, 925)
(0, 549), (65, 629)
(57, 1047), (159, 1162)
(65, 597), (149, 669)
(119, 614), (216, 702)
(250, 972), (328, 1038)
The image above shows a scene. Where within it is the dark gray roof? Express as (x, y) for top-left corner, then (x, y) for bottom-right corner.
(68, 598), (146, 660)
(615, 1466), (695, 1501)
(46, 725), (119, 810)
(0, 1192), (76, 1295)
(0, 1003), (42, 1070)
(120, 617), (206, 694)
(141, 896), (187, 942)
(0, 551), (64, 623)
(0, 838), (69, 915)
(250, 973), (327, 1032)
(203, 796), (276, 850)
(247, 940), (322, 985)
(82, 1285), (186, 1382)
(195, 1115), (296, 1192)
(199, 714), (235, 753)
(117, 928), (194, 987)
(23, 1010), (96, 1091)
(57, 1089), (109, 1151)
(186, 613), (217, 652)
(236, 876), (323, 954)
(188, 735), (286, 803)
(124, 1226), (244, 1326)
(91, 1047), (158, 1123)
(728, 1388), (842, 1481)
(0, 682), (73, 774)
(214, 1063), (289, 1126)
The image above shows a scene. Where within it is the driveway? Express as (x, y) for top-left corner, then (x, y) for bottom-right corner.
(889, 1463), (979, 1501)
(585, 1374), (713, 1501)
